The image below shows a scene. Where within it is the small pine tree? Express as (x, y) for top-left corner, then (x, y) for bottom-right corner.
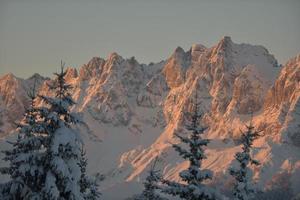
(37, 63), (94, 199)
(229, 121), (261, 200)
(78, 147), (101, 200)
(162, 93), (218, 200)
(0, 81), (47, 199)
(132, 157), (167, 200)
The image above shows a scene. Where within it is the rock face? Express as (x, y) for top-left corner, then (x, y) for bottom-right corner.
(0, 37), (299, 198)
(163, 46), (191, 88)
(230, 65), (265, 114)
(0, 73), (47, 136)
(263, 54), (300, 146)
(264, 55), (300, 108)
(79, 57), (105, 81)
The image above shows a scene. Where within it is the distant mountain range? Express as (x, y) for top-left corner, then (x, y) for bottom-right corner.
(0, 36), (299, 199)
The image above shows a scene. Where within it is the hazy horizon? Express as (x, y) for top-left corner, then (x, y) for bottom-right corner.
(1, 0), (300, 78)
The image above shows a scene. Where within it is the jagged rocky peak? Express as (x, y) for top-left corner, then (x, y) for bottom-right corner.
(0, 73), (20, 95)
(260, 54), (300, 146)
(0, 73), (29, 133)
(99, 52), (143, 85)
(78, 52), (146, 126)
(27, 73), (45, 81)
(191, 43), (206, 52)
(0, 72), (46, 106)
(173, 46), (185, 57)
(170, 46), (192, 62)
(287, 53), (300, 65)
(181, 36), (281, 119)
(283, 54), (300, 76)
(127, 56), (139, 66)
(216, 36), (233, 51)
(88, 56), (105, 65)
(99, 52), (125, 74)
(65, 67), (78, 80)
(79, 56), (105, 80)
(0, 73), (17, 82)
(190, 44), (207, 62)
(162, 46), (191, 88)
(220, 35), (232, 44)
(24, 73), (48, 94)
(213, 36), (279, 83)
(0, 73), (20, 111)
(108, 52), (123, 63)
(264, 54), (300, 109)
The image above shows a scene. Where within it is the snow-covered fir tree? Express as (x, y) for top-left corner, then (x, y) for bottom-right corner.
(37, 63), (99, 200)
(0, 81), (47, 199)
(131, 157), (167, 200)
(78, 147), (101, 200)
(161, 93), (219, 200)
(229, 121), (261, 200)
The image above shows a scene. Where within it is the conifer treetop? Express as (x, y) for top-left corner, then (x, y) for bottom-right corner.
(229, 118), (263, 200)
(162, 92), (221, 200)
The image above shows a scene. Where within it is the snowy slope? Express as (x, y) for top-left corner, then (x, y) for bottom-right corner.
(0, 37), (299, 199)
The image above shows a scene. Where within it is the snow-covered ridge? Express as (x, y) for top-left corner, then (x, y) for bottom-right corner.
(0, 37), (299, 199)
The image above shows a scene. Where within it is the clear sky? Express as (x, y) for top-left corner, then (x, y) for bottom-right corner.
(0, 0), (299, 78)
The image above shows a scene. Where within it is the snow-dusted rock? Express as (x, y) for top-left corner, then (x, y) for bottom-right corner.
(162, 46), (191, 88)
(263, 54), (300, 147)
(0, 73), (47, 136)
(0, 37), (299, 199)
(79, 57), (105, 80)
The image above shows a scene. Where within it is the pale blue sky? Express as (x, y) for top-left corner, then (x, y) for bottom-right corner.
(0, 0), (299, 78)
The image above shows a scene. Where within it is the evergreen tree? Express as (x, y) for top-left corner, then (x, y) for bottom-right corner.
(0, 64), (100, 200)
(161, 93), (218, 200)
(229, 121), (261, 200)
(132, 157), (167, 200)
(0, 81), (47, 199)
(78, 147), (101, 200)
(37, 63), (96, 199)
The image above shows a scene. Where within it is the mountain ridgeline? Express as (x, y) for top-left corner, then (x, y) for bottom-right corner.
(0, 37), (299, 199)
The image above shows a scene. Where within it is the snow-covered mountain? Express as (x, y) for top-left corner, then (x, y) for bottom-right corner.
(0, 37), (299, 199)
(0, 73), (47, 136)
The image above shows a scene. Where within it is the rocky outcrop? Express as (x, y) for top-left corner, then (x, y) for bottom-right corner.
(228, 65), (265, 114)
(262, 54), (300, 146)
(162, 47), (191, 88)
(264, 54), (300, 109)
(79, 57), (105, 81)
